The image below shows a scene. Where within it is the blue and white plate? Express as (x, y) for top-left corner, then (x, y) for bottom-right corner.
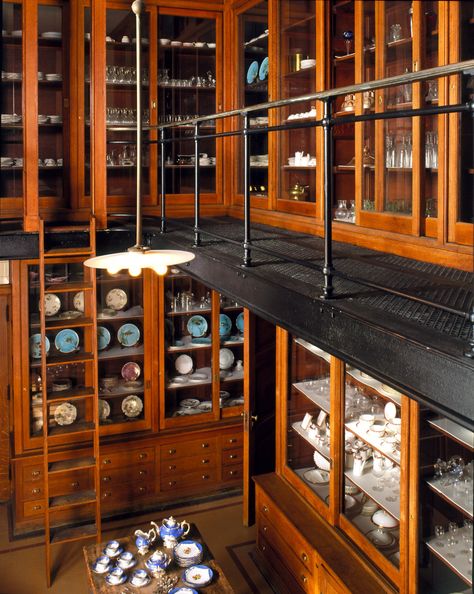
(191, 337), (211, 345)
(259, 56), (269, 81)
(117, 323), (140, 347)
(183, 564), (214, 587)
(236, 311), (245, 333)
(54, 329), (79, 354)
(246, 60), (259, 84)
(169, 588), (198, 594)
(97, 326), (111, 350)
(30, 333), (50, 359)
(187, 315), (208, 338)
(219, 314), (232, 337)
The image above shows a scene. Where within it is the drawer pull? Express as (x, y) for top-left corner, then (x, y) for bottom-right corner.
(139, 453), (147, 460)
(202, 474), (209, 480)
(228, 438), (237, 443)
(31, 470), (41, 478)
(201, 443), (209, 448)
(168, 481), (176, 487)
(301, 552), (308, 562)
(138, 487), (145, 493)
(229, 454), (237, 459)
(139, 470), (147, 476)
(103, 459), (111, 465)
(300, 574), (307, 584)
(263, 525), (268, 532)
(168, 448), (176, 455)
(71, 482), (79, 488)
(262, 505), (269, 513)
(33, 505), (42, 511)
(261, 544), (266, 552)
(201, 459), (210, 464)
(168, 465), (176, 471)
(31, 488), (41, 495)
(229, 470), (237, 476)
(102, 476), (111, 482)
(103, 492), (111, 498)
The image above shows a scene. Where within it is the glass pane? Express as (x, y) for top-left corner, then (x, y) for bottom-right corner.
(278, 0), (316, 204)
(422, 112), (438, 220)
(332, 0), (355, 222)
(239, 1), (268, 199)
(1, 3), (23, 205)
(418, 410), (473, 591)
(97, 272), (145, 426)
(361, 1), (376, 213)
(164, 273), (213, 419)
(287, 338), (331, 506)
(38, 5), (65, 202)
(106, 9), (150, 199)
(158, 15), (216, 195)
(219, 294), (244, 416)
(384, 116), (412, 215)
(343, 368), (403, 567)
(84, 7), (91, 197)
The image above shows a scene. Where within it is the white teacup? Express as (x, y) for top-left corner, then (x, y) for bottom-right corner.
(121, 35), (130, 43)
(130, 569), (148, 586)
(358, 413), (374, 432)
(107, 566), (125, 584)
(104, 539), (121, 556)
(44, 158), (56, 166)
(95, 554), (110, 570)
(117, 551), (134, 568)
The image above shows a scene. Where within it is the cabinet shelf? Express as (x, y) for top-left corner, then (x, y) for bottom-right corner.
(165, 164), (215, 169)
(425, 465), (473, 519)
(98, 345), (144, 361)
(294, 466), (330, 501)
(294, 338), (330, 363)
(334, 53), (355, 63)
(44, 281), (93, 293)
(158, 84), (215, 91)
(168, 378), (211, 389)
(386, 38), (412, 50)
(284, 66), (315, 78)
(344, 468), (400, 521)
(346, 368), (402, 405)
(48, 421), (95, 439)
(291, 421), (331, 460)
(99, 385), (144, 399)
(282, 165), (316, 170)
(426, 526), (473, 586)
(292, 381), (330, 414)
(167, 343), (212, 353)
(166, 307), (212, 316)
(42, 317), (94, 331)
(428, 417), (474, 450)
(31, 352), (95, 368)
(345, 420), (400, 466)
(282, 14), (316, 33)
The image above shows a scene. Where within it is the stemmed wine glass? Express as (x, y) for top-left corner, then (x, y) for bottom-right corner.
(343, 30), (354, 55)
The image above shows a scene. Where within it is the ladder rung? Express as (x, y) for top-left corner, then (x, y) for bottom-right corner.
(45, 247), (93, 257)
(45, 224), (91, 233)
(49, 490), (96, 511)
(46, 318), (94, 331)
(47, 421), (96, 440)
(50, 522), (97, 545)
(47, 387), (96, 404)
(45, 281), (93, 294)
(43, 353), (95, 368)
(49, 456), (96, 474)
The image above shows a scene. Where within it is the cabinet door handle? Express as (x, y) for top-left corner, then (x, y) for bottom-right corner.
(139, 453), (147, 460)
(229, 470), (237, 476)
(102, 476), (111, 482)
(71, 481), (79, 488)
(261, 544), (266, 552)
(31, 488), (41, 495)
(262, 505), (269, 513)
(138, 487), (145, 494)
(168, 448), (176, 455)
(301, 552), (308, 562)
(103, 459), (111, 465)
(201, 459), (210, 464)
(103, 492), (111, 498)
(201, 443), (209, 448)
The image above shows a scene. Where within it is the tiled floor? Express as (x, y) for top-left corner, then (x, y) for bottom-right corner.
(0, 496), (273, 594)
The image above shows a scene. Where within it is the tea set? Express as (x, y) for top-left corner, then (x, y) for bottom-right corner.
(91, 516), (214, 589)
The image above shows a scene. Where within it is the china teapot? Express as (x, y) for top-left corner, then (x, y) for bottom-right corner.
(152, 516), (190, 549)
(288, 182), (309, 201)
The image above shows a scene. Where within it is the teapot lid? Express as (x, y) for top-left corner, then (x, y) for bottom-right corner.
(163, 516), (177, 526)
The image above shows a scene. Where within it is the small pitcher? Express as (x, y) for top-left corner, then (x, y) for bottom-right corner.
(353, 454), (367, 477)
(134, 527), (156, 555)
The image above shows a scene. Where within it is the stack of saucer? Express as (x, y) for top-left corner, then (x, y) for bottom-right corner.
(173, 540), (203, 568)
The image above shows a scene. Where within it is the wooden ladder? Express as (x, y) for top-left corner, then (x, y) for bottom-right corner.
(38, 218), (101, 587)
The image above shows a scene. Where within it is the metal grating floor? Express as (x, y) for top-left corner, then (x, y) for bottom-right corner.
(148, 217), (473, 343)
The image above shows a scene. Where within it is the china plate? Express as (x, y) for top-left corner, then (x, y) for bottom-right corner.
(179, 398), (200, 409)
(186, 315), (208, 338)
(169, 588), (198, 594)
(175, 354), (193, 375)
(188, 372), (208, 382)
(55, 328), (79, 353)
(219, 347), (235, 370)
(97, 326), (111, 350)
(171, 376), (189, 385)
(258, 56), (269, 81)
(183, 565), (214, 587)
(117, 323), (140, 347)
(121, 394), (143, 418)
(121, 361), (141, 381)
(313, 450), (331, 471)
(43, 293), (61, 317)
(98, 399), (111, 421)
(246, 60), (259, 84)
(219, 314), (232, 337)
(303, 468), (330, 485)
(29, 334), (50, 359)
(236, 312), (244, 333)
(73, 291), (84, 313)
(174, 541), (203, 560)
(197, 401), (212, 412)
(365, 529), (396, 549)
(59, 310), (82, 320)
(384, 402), (397, 421)
(105, 288), (128, 310)
(54, 402), (77, 426)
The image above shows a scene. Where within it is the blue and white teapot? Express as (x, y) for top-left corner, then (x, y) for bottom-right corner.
(152, 516), (190, 549)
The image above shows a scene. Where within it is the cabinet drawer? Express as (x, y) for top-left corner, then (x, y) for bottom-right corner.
(222, 447), (242, 467)
(101, 464), (154, 485)
(257, 489), (313, 575)
(21, 468), (94, 501)
(258, 531), (307, 594)
(160, 437), (217, 461)
(101, 447), (154, 469)
(22, 464), (43, 483)
(23, 500), (45, 517)
(222, 464), (242, 482)
(221, 432), (243, 450)
(161, 453), (217, 477)
(160, 468), (218, 491)
(101, 481), (154, 504)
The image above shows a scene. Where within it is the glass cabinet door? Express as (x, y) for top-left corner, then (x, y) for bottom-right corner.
(417, 410), (473, 592)
(105, 8), (150, 201)
(238, 0), (268, 203)
(162, 272), (215, 427)
(1, 2), (23, 208)
(341, 367), (407, 584)
(284, 337), (332, 515)
(218, 293), (244, 418)
(158, 14), (217, 197)
(277, 0), (316, 214)
(96, 271), (149, 434)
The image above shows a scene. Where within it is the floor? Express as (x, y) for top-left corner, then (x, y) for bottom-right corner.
(0, 495), (273, 594)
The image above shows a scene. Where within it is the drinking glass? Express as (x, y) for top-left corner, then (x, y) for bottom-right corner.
(335, 200), (348, 221)
(343, 30), (353, 55)
(389, 23), (402, 42)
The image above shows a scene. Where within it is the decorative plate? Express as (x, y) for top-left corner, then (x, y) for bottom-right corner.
(246, 60), (259, 84)
(59, 310), (82, 320)
(169, 588), (198, 594)
(303, 468), (329, 485)
(365, 528), (396, 549)
(384, 402), (397, 421)
(174, 541), (203, 560)
(197, 401), (212, 412)
(219, 314), (232, 337)
(105, 288), (128, 311)
(98, 399), (111, 421)
(191, 337), (212, 345)
(175, 354), (193, 375)
(179, 398), (200, 409)
(313, 450), (331, 471)
(121, 361), (141, 381)
(219, 347), (235, 370)
(97, 326), (111, 350)
(54, 328), (79, 353)
(30, 333), (50, 359)
(235, 312), (244, 333)
(188, 372), (208, 382)
(183, 565), (214, 587)
(258, 56), (269, 81)
(117, 323), (140, 347)
(54, 402), (77, 426)
(42, 293), (61, 317)
(73, 291), (84, 313)
(186, 315), (208, 338)
(121, 394), (143, 418)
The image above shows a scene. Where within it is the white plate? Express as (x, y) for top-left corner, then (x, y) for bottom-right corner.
(42, 293), (61, 317)
(366, 528), (396, 549)
(175, 354), (193, 375)
(73, 291), (84, 313)
(98, 399), (110, 420)
(313, 450), (331, 471)
(41, 31), (62, 39)
(54, 402), (77, 426)
(197, 401), (212, 411)
(219, 348), (235, 370)
(384, 402), (397, 421)
(372, 509), (399, 529)
(303, 468), (329, 485)
(171, 376), (189, 385)
(105, 288), (128, 310)
(122, 394), (143, 417)
(188, 372), (208, 382)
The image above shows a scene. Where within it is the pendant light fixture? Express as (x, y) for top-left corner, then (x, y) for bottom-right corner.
(85, 0), (194, 276)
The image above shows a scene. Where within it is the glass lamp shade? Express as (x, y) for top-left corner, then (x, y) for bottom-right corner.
(84, 248), (195, 276)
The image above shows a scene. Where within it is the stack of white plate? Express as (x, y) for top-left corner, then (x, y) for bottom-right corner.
(173, 541), (203, 568)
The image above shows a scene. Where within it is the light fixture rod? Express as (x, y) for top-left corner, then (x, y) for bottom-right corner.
(132, 0), (144, 249)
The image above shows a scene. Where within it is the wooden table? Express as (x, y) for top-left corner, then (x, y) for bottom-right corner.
(83, 524), (234, 593)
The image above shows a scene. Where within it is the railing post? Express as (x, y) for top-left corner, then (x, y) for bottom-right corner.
(242, 113), (252, 267)
(160, 127), (166, 234)
(321, 99), (334, 299)
(194, 122), (201, 247)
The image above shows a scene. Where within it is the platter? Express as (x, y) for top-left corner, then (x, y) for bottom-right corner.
(303, 468), (329, 485)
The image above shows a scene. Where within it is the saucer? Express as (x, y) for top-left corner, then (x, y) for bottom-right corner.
(103, 545), (123, 558)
